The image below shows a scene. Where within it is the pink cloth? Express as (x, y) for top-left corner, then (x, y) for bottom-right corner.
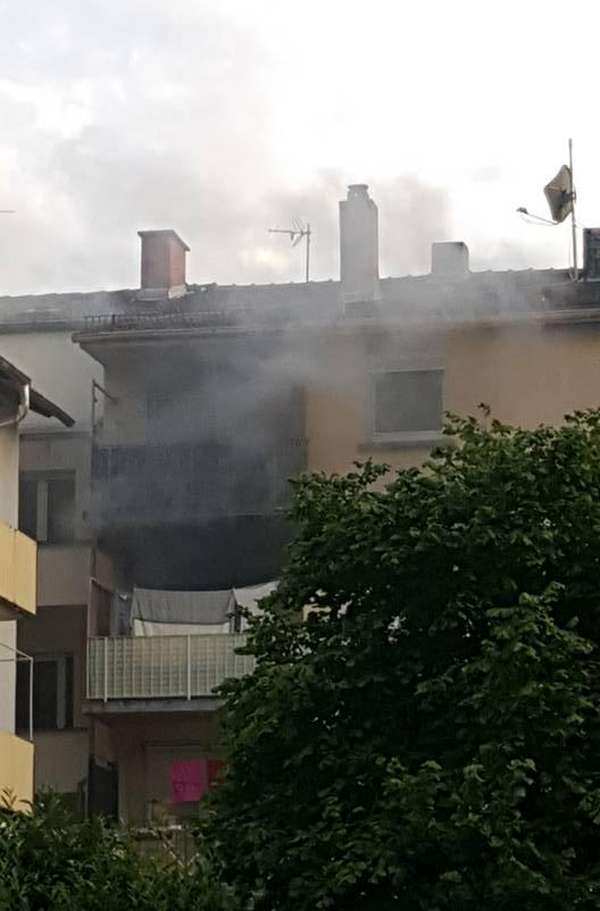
(170, 760), (207, 803)
(170, 759), (225, 803)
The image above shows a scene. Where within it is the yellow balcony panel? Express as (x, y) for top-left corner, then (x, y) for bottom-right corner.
(0, 522), (36, 616)
(0, 731), (33, 810)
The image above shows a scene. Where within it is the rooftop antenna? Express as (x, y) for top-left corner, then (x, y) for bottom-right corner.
(268, 217), (312, 282)
(517, 138), (578, 280)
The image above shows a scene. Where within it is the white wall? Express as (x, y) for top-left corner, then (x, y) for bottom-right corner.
(0, 425), (19, 528)
(20, 433), (94, 544)
(34, 730), (88, 794)
(0, 331), (102, 432)
(0, 619), (17, 734)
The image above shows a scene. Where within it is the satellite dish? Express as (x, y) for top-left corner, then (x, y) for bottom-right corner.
(544, 164), (574, 224)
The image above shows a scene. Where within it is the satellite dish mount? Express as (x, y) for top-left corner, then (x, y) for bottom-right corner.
(518, 138), (579, 281)
(544, 139), (578, 280)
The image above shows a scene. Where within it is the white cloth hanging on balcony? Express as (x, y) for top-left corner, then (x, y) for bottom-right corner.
(233, 581), (277, 630)
(131, 587), (236, 637)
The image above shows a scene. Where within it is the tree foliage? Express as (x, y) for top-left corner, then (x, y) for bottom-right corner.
(205, 410), (600, 910)
(0, 793), (237, 911)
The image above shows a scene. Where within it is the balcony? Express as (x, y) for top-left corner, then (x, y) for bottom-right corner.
(0, 522), (36, 615)
(87, 634), (254, 708)
(0, 732), (33, 809)
(91, 439), (307, 527)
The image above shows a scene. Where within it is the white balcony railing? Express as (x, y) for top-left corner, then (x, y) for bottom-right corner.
(87, 634), (254, 701)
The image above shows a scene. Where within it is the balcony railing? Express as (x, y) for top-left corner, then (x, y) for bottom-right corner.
(81, 306), (293, 334)
(87, 634), (254, 701)
(91, 440), (307, 525)
(0, 522), (37, 615)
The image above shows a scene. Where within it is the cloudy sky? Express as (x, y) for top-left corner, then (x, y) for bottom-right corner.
(0, 0), (598, 295)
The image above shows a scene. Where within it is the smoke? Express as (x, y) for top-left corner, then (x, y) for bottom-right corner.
(0, 0), (455, 295)
(0, 124), (452, 293)
(378, 177), (451, 277)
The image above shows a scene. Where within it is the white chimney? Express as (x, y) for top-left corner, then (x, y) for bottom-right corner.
(339, 184), (379, 303)
(431, 241), (469, 277)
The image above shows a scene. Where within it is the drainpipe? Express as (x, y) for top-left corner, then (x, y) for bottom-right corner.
(0, 380), (30, 428)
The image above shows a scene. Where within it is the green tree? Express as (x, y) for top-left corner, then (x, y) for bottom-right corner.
(205, 410), (600, 910)
(0, 792), (238, 911)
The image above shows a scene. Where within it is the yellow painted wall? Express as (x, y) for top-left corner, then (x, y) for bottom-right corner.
(0, 731), (33, 810)
(306, 328), (444, 476)
(0, 522), (37, 616)
(306, 323), (600, 477)
(446, 324), (600, 426)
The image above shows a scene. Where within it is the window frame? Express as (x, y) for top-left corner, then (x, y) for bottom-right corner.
(369, 366), (444, 444)
(16, 653), (74, 733)
(18, 470), (77, 545)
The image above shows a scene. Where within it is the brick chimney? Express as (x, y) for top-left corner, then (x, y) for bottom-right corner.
(339, 184), (379, 303)
(431, 241), (469, 277)
(137, 230), (190, 300)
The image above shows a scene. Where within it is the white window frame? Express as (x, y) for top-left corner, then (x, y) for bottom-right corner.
(369, 366), (444, 444)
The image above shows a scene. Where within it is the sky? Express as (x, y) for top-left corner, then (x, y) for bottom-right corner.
(0, 0), (599, 295)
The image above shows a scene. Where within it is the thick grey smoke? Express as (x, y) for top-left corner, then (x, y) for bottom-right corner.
(0, 0), (452, 295)
(0, 135), (452, 293)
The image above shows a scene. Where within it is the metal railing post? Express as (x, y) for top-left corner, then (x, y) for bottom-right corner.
(103, 637), (108, 703)
(0, 640), (35, 741)
(187, 634), (191, 700)
(28, 655), (33, 742)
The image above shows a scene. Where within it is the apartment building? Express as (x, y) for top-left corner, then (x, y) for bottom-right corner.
(0, 355), (72, 809)
(3, 184), (600, 821)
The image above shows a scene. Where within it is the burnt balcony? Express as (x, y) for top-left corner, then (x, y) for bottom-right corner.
(91, 438), (307, 528)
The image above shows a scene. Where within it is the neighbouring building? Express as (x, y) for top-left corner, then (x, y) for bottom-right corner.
(0, 355), (73, 809)
(3, 184), (600, 821)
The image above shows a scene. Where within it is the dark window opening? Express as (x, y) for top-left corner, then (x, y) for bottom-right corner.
(47, 477), (76, 544)
(16, 655), (74, 733)
(18, 472), (76, 544)
(373, 370), (443, 435)
(18, 478), (38, 539)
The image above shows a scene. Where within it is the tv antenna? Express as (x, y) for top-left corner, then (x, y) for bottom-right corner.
(517, 138), (579, 280)
(0, 210), (15, 215)
(268, 217), (312, 282)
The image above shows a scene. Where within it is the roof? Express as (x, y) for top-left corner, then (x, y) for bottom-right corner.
(0, 266), (597, 341)
(0, 355), (75, 427)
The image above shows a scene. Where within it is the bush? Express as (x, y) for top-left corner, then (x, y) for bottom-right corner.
(0, 792), (238, 911)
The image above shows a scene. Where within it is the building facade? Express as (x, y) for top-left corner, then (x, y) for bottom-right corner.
(0, 356), (72, 809)
(2, 184), (600, 821)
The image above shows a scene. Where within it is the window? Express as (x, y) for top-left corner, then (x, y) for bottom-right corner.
(16, 655), (74, 732)
(372, 369), (443, 438)
(18, 472), (76, 544)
